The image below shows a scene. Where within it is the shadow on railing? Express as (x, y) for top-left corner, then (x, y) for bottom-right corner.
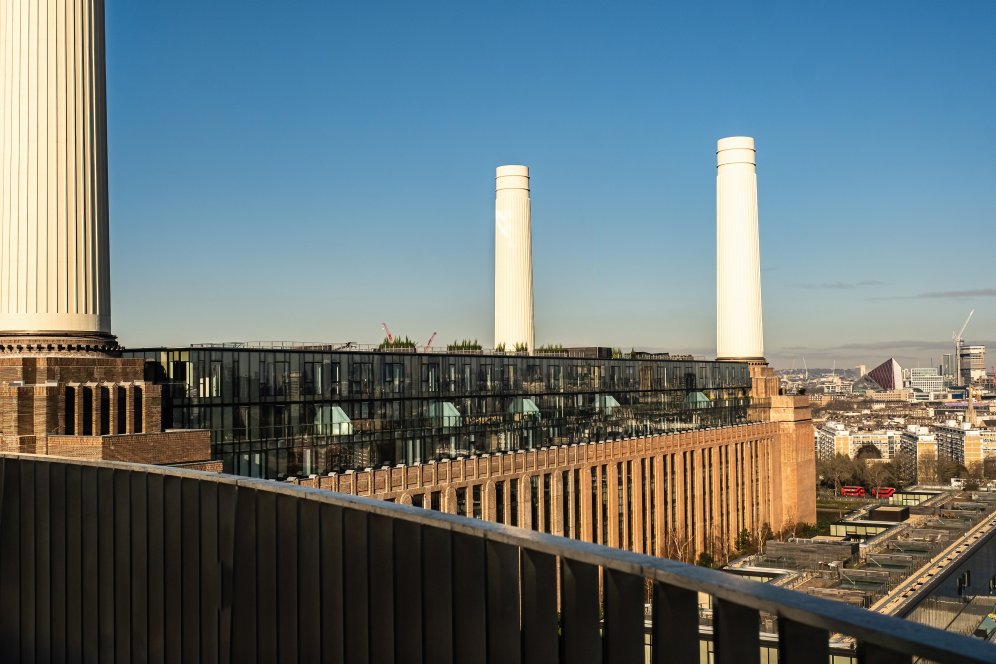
(0, 453), (992, 663)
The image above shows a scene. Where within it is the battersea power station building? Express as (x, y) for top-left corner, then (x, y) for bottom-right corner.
(0, 0), (813, 563)
(121, 144), (815, 561)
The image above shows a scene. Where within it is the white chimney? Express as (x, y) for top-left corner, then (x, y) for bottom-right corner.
(494, 165), (534, 353)
(716, 137), (764, 361)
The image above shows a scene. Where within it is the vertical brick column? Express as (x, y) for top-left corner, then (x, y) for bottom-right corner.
(92, 385), (103, 436)
(74, 386), (85, 435)
(108, 384), (119, 434)
(607, 462), (619, 548)
(550, 472), (563, 537)
(485, 480), (496, 522)
(125, 385), (135, 434)
(580, 466), (592, 543)
(632, 459), (644, 554)
(674, 452), (686, 553)
(519, 476), (530, 529)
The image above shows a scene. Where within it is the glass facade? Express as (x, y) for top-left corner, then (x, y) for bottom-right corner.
(125, 345), (754, 479)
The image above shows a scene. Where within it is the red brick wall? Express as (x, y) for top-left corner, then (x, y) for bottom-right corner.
(47, 430), (211, 465)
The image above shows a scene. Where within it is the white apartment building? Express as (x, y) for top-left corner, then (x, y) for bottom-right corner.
(933, 420), (985, 469)
(814, 423), (902, 460)
(908, 367), (944, 398)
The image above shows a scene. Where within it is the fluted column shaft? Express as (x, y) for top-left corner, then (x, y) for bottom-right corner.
(716, 137), (763, 360)
(0, 0), (111, 336)
(494, 165), (534, 353)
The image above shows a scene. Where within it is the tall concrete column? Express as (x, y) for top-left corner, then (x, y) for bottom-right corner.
(716, 137), (763, 362)
(0, 0), (112, 341)
(494, 165), (534, 353)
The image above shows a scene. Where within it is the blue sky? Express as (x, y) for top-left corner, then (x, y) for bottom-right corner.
(105, 1), (996, 369)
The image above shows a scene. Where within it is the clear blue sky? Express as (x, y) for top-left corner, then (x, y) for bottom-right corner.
(106, 0), (996, 369)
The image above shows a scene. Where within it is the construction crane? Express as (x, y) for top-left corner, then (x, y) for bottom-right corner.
(423, 331), (437, 352)
(951, 309), (975, 383)
(381, 322), (393, 344)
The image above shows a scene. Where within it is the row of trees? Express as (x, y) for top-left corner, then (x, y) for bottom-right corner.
(818, 452), (996, 493)
(817, 452), (908, 495)
(657, 519), (820, 568)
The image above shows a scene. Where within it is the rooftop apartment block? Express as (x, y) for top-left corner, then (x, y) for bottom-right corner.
(124, 346), (754, 479)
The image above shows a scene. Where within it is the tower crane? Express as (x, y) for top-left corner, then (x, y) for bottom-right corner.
(423, 332), (437, 352)
(381, 322), (393, 344)
(951, 309), (975, 383)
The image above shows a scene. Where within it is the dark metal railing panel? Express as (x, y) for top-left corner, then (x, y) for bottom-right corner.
(66, 463), (84, 662)
(560, 558), (601, 664)
(369, 512), (396, 664)
(453, 531), (488, 663)
(778, 617), (828, 663)
(200, 480), (222, 663)
(130, 471), (150, 662)
(713, 597), (759, 664)
(256, 489), (279, 662)
(652, 582), (699, 664)
(181, 477), (203, 663)
(36, 463), (53, 663)
(230, 485), (258, 663)
(297, 499), (322, 663)
(21, 461), (37, 663)
(521, 549), (558, 664)
(319, 503), (346, 664)
(394, 518), (424, 664)
(113, 469), (133, 663)
(82, 465), (100, 662)
(145, 472), (165, 664)
(276, 492), (300, 664)
(96, 467), (115, 661)
(217, 483), (238, 664)
(485, 539), (521, 664)
(50, 463), (68, 664)
(1, 455), (995, 664)
(343, 508), (371, 664)
(162, 474), (183, 664)
(422, 525), (454, 664)
(604, 569), (644, 664)
(0, 458), (21, 657)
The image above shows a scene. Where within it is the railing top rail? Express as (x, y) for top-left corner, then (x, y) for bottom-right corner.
(2, 452), (992, 663)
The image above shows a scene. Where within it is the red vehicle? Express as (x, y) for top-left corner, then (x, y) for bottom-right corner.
(871, 487), (896, 499)
(840, 486), (866, 497)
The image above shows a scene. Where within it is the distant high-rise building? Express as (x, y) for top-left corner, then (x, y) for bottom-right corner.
(856, 364), (867, 377)
(941, 353), (956, 380)
(494, 165), (534, 353)
(864, 358), (903, 391)
(959, 345), (986, 384)
(909, 367), (943, 396)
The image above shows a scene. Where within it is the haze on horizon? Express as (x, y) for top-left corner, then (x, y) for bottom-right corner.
(105, 1), (996, 369)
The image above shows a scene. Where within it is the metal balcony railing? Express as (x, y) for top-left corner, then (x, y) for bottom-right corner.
(0, 453), (993, 663)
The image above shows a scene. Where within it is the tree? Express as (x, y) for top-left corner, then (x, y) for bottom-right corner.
(696, 551), (715, 567)
(662, 525), (695, 563)
(937, 458), (966, 484)
(886, 450), (915, 487)
(734, 528), (755, 554)
(855, 444), (883, 460)
(863, 461), (894, 496)
(818, 453), (860, 495)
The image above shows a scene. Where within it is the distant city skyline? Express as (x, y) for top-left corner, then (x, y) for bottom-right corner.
(105, 1), (995, 367)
